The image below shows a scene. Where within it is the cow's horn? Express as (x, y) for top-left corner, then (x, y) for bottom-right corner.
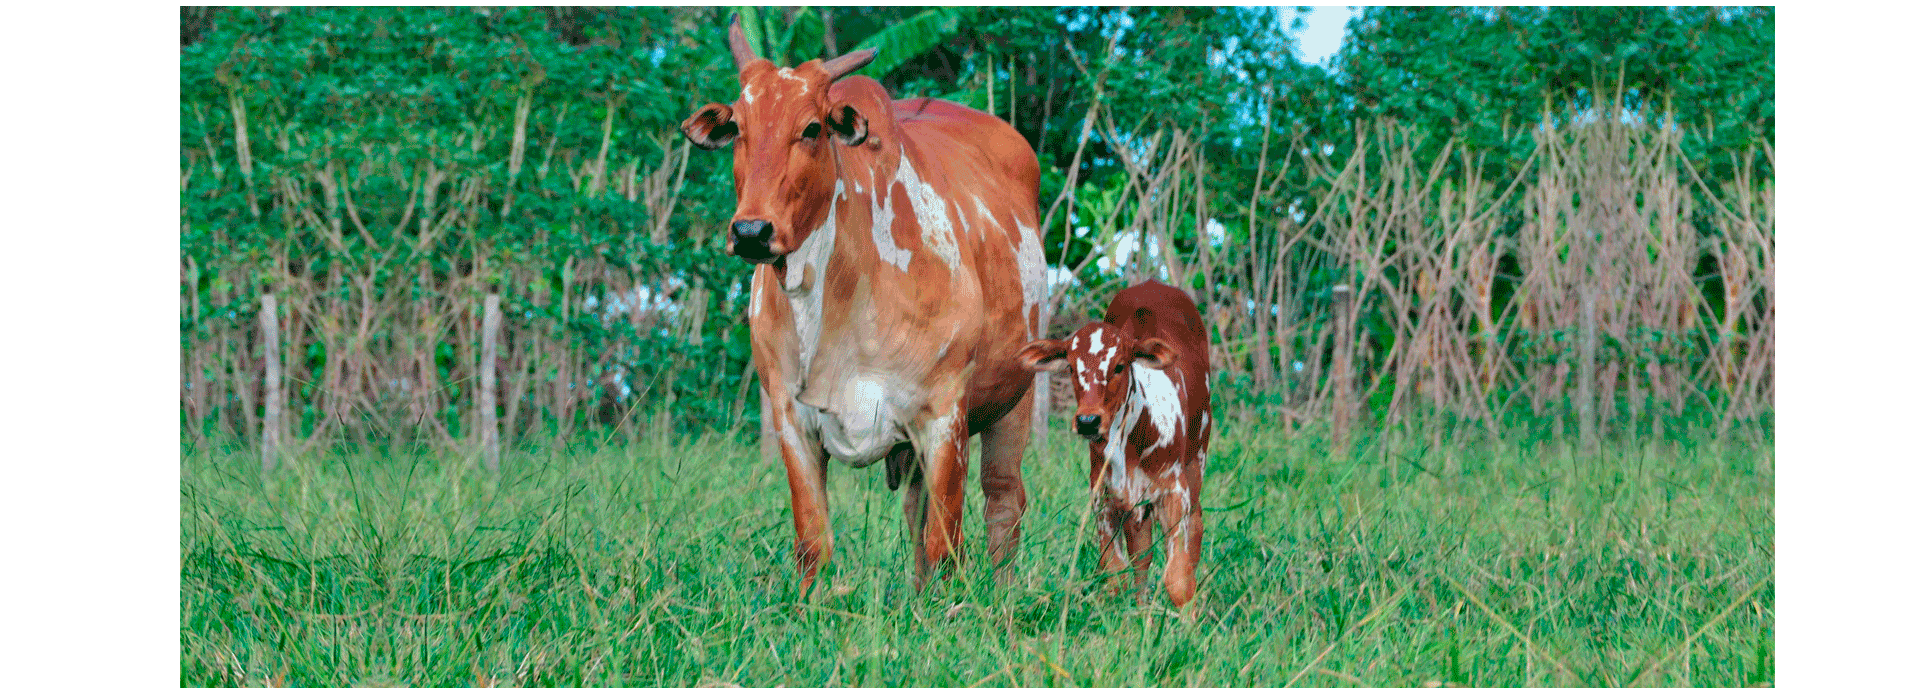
(822, 47), (879, 82)
(728, 14), (758, 69)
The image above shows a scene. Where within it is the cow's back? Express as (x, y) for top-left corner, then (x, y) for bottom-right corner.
(892, 97), (1041, 203)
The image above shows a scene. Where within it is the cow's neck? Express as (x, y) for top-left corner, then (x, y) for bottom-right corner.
(778, 181), (841, 373)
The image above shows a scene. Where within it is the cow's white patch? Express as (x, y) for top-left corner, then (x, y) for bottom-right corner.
(868, 179), (912, 272)
(1015, 219), (1045, 322)
(1087, 328), (1106, 356)
(742, 83), (757, 105)
(776, 68), (807, 89)
(779, 411), (810, 457)
(970, 195), (995, 239)
(784, 189), (838, 369)
(814, 373), (911, 466)
(892, 157), (960, 269)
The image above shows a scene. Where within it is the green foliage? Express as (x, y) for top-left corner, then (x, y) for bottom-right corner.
(846, 7), (977, 81)
(731, 6), (826, 66)
(1335, 7), (1774, 175)
(181, 7), (761, 441)
(180, 7), (1772, 446)
(182, 421), (1772, 686)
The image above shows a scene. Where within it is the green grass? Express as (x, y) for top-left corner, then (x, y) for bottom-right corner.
(180, 418), (1773, 687)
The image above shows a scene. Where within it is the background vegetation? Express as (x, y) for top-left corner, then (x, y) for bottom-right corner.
(180, 6), (1773, 451)
(178, 6), (1773, 688)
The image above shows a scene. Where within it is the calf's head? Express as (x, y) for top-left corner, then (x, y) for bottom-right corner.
(1018, 322), (1179, 439)
(680, 16), (878, 263)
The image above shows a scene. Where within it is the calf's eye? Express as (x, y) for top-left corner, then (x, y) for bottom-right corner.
(801, 122), (822, 139)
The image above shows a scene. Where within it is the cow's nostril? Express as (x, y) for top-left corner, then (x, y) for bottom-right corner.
(731, 219), (774, 244)
(1074, 414), (1101, 436)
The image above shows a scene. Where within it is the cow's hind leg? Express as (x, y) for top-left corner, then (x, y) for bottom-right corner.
(978, 389), (1032, 580)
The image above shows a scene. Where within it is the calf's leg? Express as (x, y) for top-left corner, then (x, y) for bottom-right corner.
(1155, 473), (1204, 608)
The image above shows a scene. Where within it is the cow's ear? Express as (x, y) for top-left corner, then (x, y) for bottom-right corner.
(1017, 339), (1069, 373)
(1133, 338), (1179, 371)
(825, 102), (868, 146)
(681, 102), (738, 150)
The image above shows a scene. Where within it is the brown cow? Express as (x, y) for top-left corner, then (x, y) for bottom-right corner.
(680, 19), (1047, 593)
(1018, 280), (1212, 607)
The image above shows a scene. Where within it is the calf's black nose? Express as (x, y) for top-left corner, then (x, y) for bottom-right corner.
(1075, 414), (1102, 436)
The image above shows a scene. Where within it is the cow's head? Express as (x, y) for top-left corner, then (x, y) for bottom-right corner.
(680, 16), (879, 264)
(1018, 322), (1179, 439)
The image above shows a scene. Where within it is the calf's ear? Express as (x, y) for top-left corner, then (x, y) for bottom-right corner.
(1017, 339), (1069, 373)
(1133, 337), (1179, 370)
(826, 102), (868, 146)
(681, 103), (738, 150)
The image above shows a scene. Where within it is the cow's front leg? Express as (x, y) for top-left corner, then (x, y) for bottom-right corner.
(768, 395), (833, 595)
(911, 403), (970, 586)
(1154, 480), (1203, 609)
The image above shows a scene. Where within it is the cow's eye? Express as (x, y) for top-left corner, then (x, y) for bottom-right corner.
(801, 122), (822, 140)
(1113, 363), (1127, 375)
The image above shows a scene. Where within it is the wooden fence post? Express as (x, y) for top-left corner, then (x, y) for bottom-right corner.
(1331, 284), (1355, 453)
(260, 293), (282, 471)
(1031, 300), (1051, 447)
(480, 293), (501, 472)
(1576, 281), (1597, 454)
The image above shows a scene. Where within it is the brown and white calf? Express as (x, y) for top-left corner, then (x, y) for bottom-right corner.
(1019, 280), (1212, 607)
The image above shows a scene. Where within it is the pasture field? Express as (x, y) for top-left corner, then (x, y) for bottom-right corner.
(180, 418), (1773, 687)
